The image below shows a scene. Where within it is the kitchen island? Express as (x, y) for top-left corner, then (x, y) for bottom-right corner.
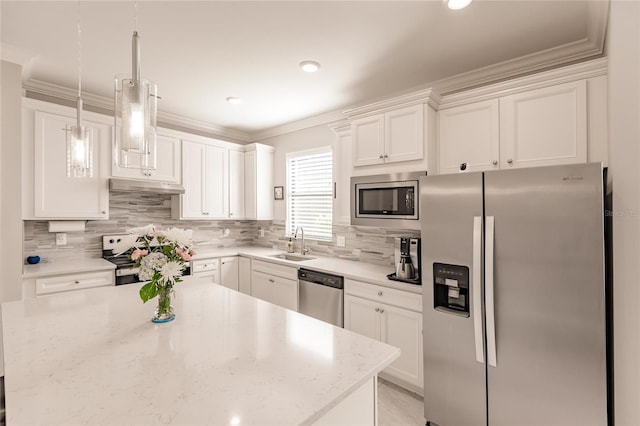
(2, 281), (400, 425)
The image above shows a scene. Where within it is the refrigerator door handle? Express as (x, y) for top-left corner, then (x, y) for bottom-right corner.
(472, 216), (484, 364)
(486, 215), (497, 367)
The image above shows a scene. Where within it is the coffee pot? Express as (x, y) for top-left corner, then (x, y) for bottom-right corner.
(396, 254), (416, 279)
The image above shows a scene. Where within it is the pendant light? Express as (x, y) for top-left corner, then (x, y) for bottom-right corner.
(66, 2), (93, 178)
(114, 1), (158, 170)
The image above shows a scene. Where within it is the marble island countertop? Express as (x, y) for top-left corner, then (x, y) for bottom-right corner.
(2, 281), (400, 425)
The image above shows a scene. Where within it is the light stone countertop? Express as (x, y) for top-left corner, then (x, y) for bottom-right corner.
(194, 246), (423, 294)
(22, 257), (116, 278)
(2, 281), (400, 426)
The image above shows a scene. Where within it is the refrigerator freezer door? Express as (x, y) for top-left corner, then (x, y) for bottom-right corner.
(421, 173), (486, 426)
(484, 163), (607, 425)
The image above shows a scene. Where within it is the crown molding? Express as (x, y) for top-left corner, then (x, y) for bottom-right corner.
(22, 78), (252, 143)
(430, 3), (607, 96)
(439, 57), (608, 109)
(343, 88), (441, 119)
(249, 109), (346, 142)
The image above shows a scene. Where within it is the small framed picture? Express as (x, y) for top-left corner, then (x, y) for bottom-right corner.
(274, 186), (284, 200)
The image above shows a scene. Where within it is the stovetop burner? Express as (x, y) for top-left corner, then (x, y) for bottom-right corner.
(102, 235), (135, 269)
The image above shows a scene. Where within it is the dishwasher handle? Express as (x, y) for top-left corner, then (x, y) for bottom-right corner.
(298, 269), (344, 290)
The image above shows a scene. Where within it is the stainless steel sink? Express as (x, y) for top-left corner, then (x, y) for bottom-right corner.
(268, 253), (316, 262)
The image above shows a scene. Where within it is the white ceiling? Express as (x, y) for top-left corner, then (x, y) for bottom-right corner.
(1, 1), (608, 141)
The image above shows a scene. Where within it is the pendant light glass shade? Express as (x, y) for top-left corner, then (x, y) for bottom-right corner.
(114, 75), (158, 169)
(114, 29), (158, 170)
(66, 4), (93, 178)
(66, 105), (94, 178)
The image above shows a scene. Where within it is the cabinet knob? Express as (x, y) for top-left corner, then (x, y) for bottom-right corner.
(379, 154), (383, 159)
(492, 160), (498, 166)
(74, 280), (80, 284)
(101, 211), (106, 215)
(378, 291), (383, 296)
(269, 279), (275, 283)
(507, 158), (513, 164)
(383, 154), (388, 158)
(380, 309), (384, 314)
(375, 308), (380, 312)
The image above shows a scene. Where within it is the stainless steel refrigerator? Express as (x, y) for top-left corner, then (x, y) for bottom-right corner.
(421, 163), (609, 426)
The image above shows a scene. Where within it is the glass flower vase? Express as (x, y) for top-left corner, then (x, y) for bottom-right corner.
(152, 286), (175, 323)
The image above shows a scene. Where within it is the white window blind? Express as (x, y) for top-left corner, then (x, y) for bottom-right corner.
(286, 148), (333, 241)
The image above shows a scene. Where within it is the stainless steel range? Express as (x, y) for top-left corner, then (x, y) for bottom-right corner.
(102, 235), (141, 285)
(102, 234), (191, 285)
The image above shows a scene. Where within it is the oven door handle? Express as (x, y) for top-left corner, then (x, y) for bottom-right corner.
(116, 267), (140, 277)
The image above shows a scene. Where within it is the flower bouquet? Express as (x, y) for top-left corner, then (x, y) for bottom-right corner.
(113, 224), (196, 323)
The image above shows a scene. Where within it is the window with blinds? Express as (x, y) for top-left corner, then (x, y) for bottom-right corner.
(286, 148), (333, 241)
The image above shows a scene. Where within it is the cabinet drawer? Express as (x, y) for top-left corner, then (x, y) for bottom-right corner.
(345, 279), (421, 312)
(36, 270), (114, 295)
(192, 258), (220, 275)
(252, 259), (297, 280)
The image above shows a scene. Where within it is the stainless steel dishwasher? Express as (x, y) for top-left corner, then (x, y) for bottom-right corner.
(298, 268), (344, 327)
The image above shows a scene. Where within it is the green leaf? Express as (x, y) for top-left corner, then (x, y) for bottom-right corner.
(139, 281), (158, 303)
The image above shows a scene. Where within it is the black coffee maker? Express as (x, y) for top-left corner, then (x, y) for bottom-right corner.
(388, 237), (421, 285)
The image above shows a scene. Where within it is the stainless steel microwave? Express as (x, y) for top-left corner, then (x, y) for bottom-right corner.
(351, 172), (426, 229)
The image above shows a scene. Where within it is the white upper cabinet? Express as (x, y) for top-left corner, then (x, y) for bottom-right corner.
(352, 114), (385, 166)
(112, 129), (181, 183)
(499, 80), (587, 169)
(177, 139), (228, 219)
(352, 104), (424, 167)
(435, 59), (608, 175)
(23, 100), (110, 220)
(438, 99), (500, 174)
(385, 105), (424, 163)
(332, 125), (352, 225)
(228, 149), (245, 220)
(173, 138), (273, 221)
(244, 143), (274, 220)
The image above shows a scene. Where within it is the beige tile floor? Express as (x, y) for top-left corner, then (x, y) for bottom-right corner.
(378, 378), (425, 426)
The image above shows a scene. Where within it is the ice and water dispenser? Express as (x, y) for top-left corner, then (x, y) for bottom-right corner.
(433, 263), (470, 317)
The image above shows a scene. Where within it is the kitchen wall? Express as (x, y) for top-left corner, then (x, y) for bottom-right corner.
(608, 1), (640, 423)
(23, 192), (264, 263)
(258, 222), (419, 267)
(23, 190), (413, 268)
(1, 59), (23, 302)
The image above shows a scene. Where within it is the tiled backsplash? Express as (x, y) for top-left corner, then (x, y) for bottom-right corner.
(24, 192), (420, 267)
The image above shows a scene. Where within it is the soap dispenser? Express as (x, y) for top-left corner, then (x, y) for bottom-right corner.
(286, 237), (294, 253)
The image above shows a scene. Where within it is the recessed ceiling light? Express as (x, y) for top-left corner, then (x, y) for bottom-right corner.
(300, 61), (321, 73)
(226, 96), (242, 105)
(444, 0), (472, 10)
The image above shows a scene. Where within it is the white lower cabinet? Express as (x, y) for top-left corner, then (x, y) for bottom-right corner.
(250, 260), (298, 311)
(238, 257), (251, 295)
(344, 279), (423, 393)
(220, 256), (239, 291)
(191, 258), (220, 284)
(35, 270), (114, 296)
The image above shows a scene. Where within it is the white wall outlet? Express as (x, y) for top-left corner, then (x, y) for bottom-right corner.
(223, 228), (230, 237)
(260, 228), (265, 237)
(337, 235), (346, 247)
(55, 233), (67, 246)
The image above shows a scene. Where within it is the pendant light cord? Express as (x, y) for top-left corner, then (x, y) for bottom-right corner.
(134, 0), (138, 32)
(76, 0), (83, 126)
(77, 4), (82, 99)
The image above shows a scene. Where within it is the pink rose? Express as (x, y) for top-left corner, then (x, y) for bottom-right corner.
(176, 248), (192, 261)
(188, 248), (197, 256)
(131, 249), (148, 261)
